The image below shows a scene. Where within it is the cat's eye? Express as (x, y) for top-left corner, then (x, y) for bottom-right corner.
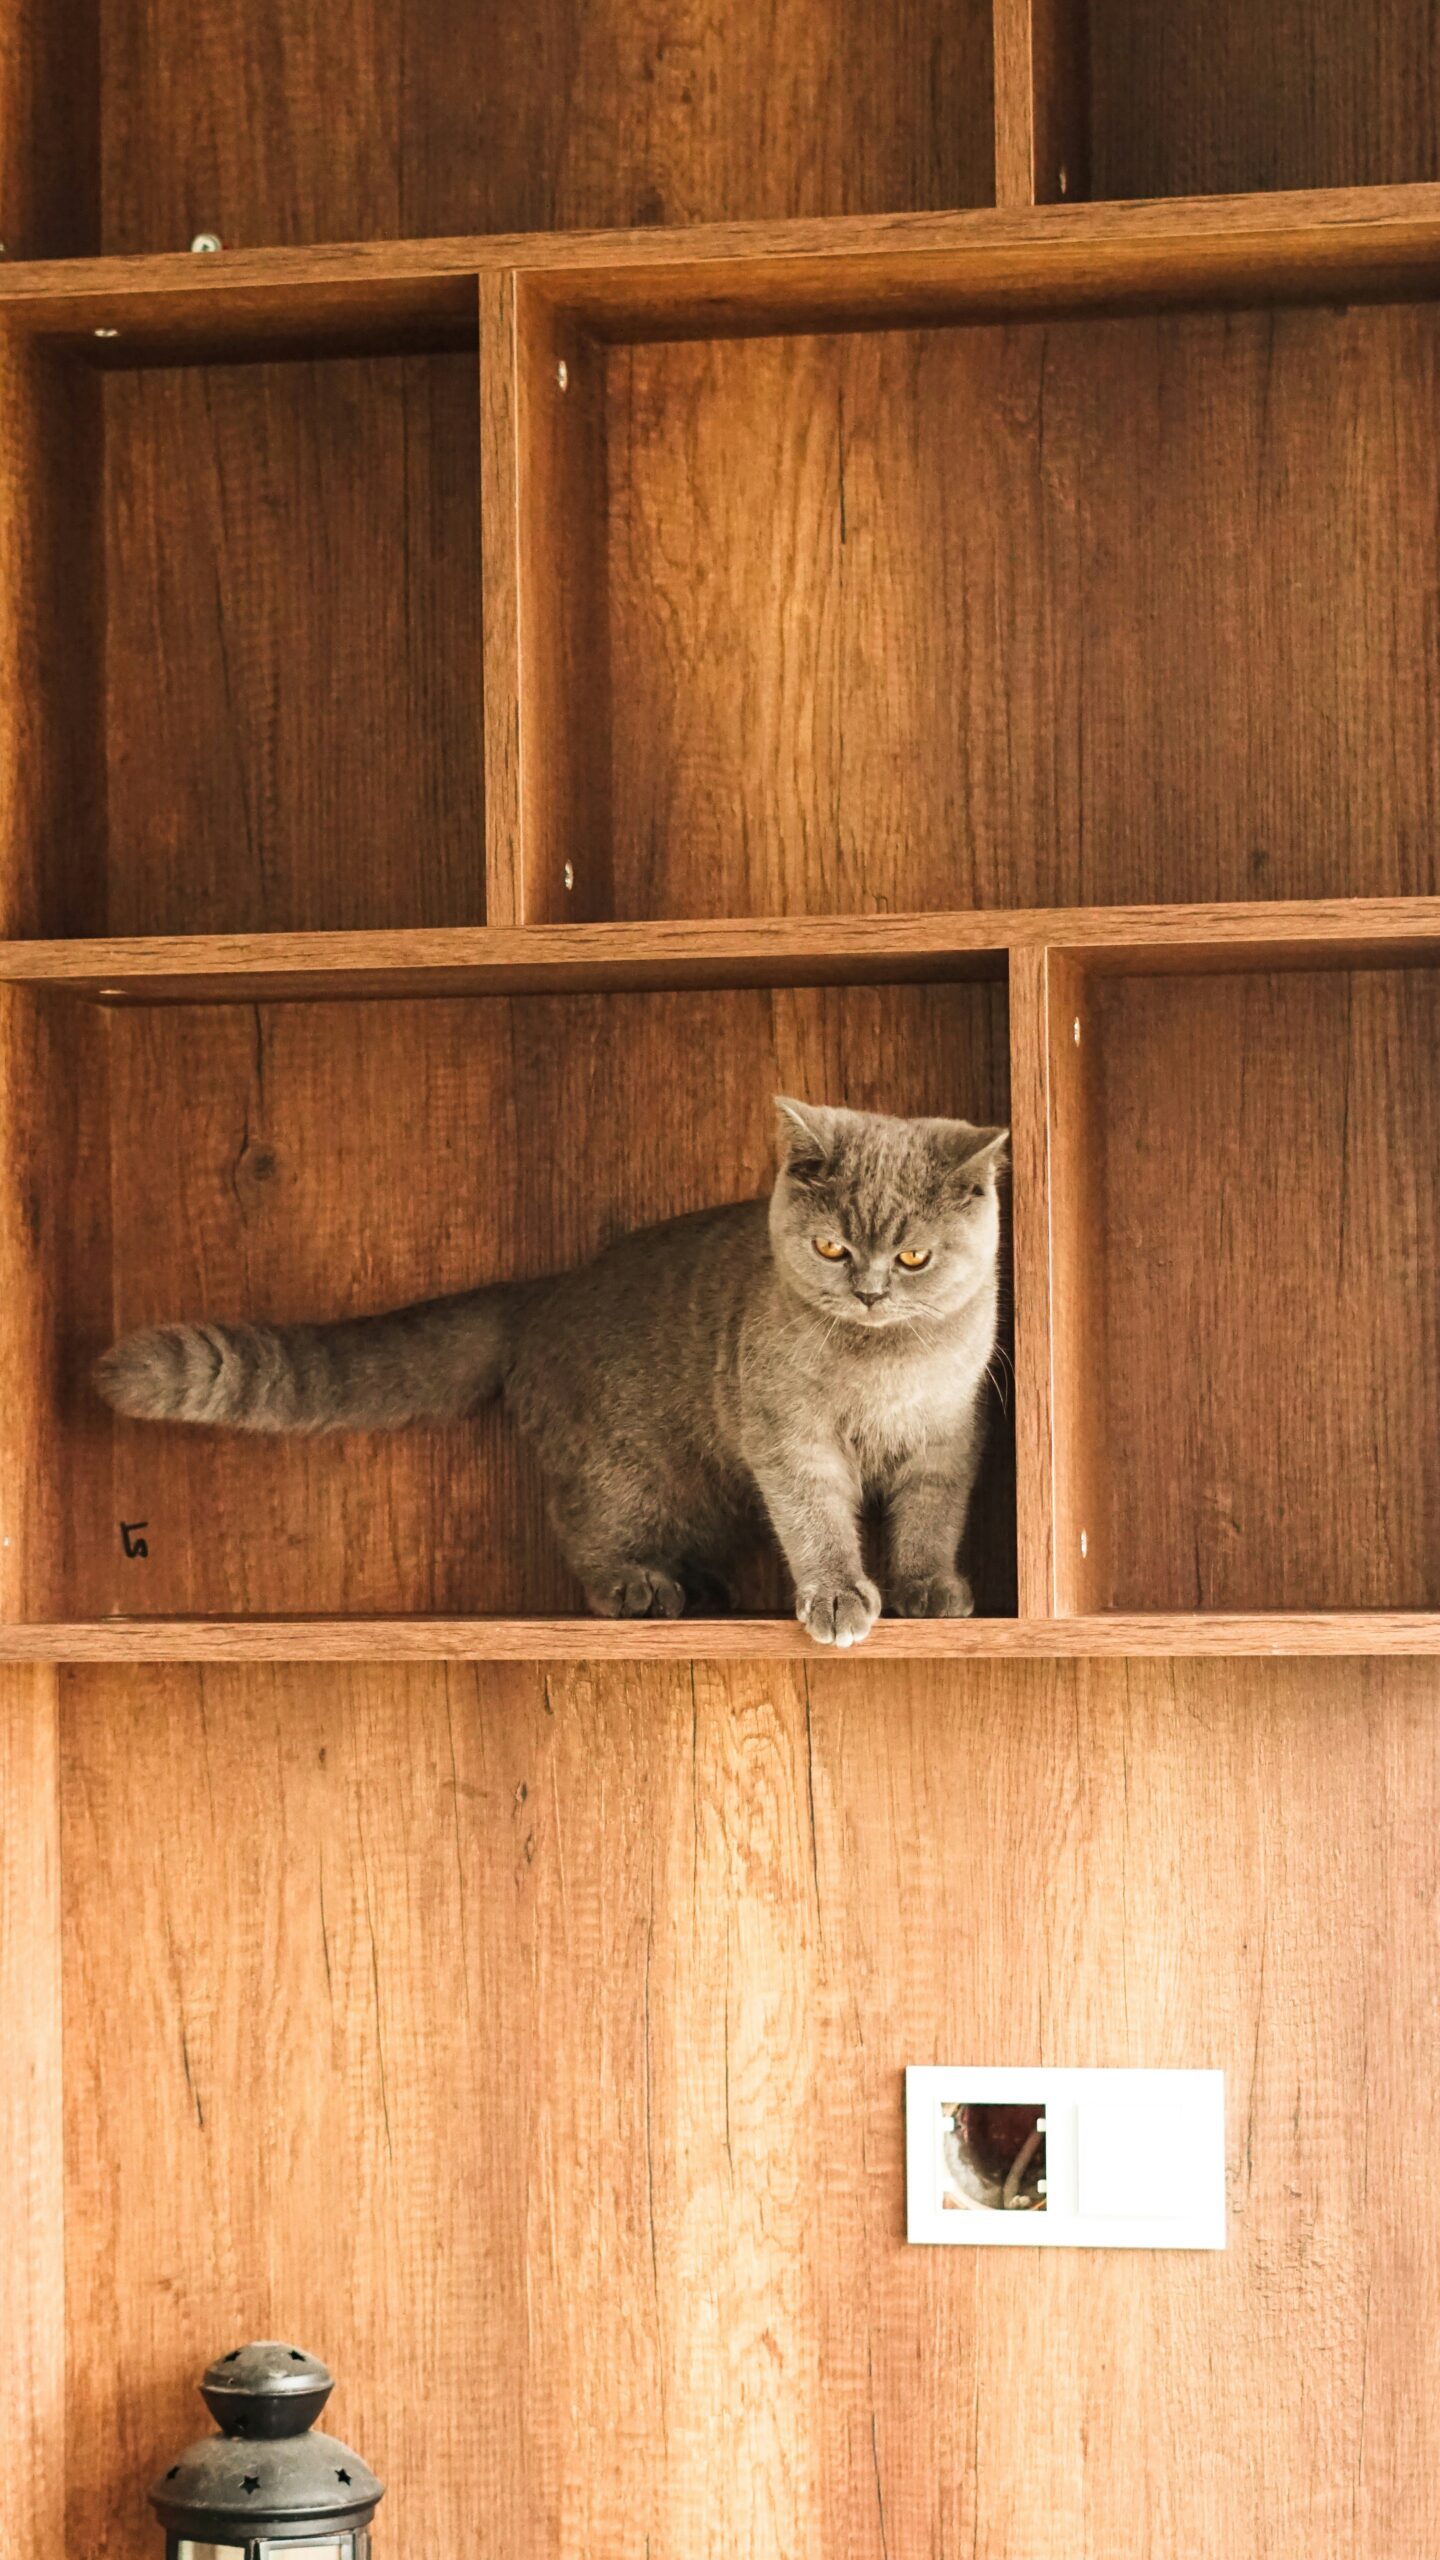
(812, 1236), (848, 1261)
(895, 1247), (932, 1270)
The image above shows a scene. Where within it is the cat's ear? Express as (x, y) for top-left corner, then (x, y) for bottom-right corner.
(952, 1123), (1010, 1184)
(775, 1095), (839, 1182)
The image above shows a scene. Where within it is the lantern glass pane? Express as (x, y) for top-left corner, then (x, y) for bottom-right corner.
(176, 2544), (247, 2558)
(258, 2545), (349, 2559)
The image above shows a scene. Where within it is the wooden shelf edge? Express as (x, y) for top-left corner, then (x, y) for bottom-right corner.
(5, 900), (1440, 1000)
(6, 184), (1440, 346)
(1, 182), (1439, 295)
(7, 1614), (1440, 1662)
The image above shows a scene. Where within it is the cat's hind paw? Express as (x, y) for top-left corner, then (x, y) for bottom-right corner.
(587, 1565), (688, 1620)
(889, 1571), (975, 1619)
(796, 1575), (881, 1649)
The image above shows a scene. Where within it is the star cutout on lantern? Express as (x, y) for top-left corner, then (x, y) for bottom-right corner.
(241, 2477), (260, 2495)
(336, 2470), (352, 2485)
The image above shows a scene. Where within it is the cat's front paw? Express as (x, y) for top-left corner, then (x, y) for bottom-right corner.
(796, 1574), (881, 1648)
(890, 1571), (975, 1619)
(588, 1565), (688, 1620)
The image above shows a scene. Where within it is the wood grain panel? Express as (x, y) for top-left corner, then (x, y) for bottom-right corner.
(805, 1654), (1440, 2558)
(96, 982), (1012, 1620)
(0, 0), (97, 259)
(0, 350), (102, 938)
(59, 1654), (1440, 2558)
(1089, 0), (1440, 201)
(60, 1661), (533, 2560)
(97, 0), (994, 256)
(1097, 967), (1440, 1611)
(0, 991), (112, 1625)
(603, 301), (1440, 919)
(103, 354), (484, 935)
(0, 1669), (63, 2560)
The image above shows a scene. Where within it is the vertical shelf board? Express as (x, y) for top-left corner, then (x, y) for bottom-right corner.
(992, 0), (1091, 207)
(1045, 950), (1111, 1614)
(478, 274), (524, 928)
(0, 1667), (63, 2560)
(482, 276), (612, 927)
(1008, 949), (1110, 1617)
(1007, 948), (1057, 1614)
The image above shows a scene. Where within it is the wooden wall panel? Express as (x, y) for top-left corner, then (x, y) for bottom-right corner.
(59, 1655), (1440, 2559)
(604, 303), (1440, 919)
(0, 1670), (63, 2560)
(1088, 0), (1440, 201)
(98, 983), (1013, 1620)
(0, 0), (97, 258)
(103, 354), (485, 937)
(60, 1662), (532, 2560)
(1097, 968), (1440, 1612)
(98, 0), (994, 255)
(0, 990), (109, 1626)
(0, 351), (102, 938)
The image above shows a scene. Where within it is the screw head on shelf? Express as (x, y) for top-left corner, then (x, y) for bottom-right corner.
(562, 863), (575, 892)
(190, 232), (223, 253)
(556, 358), (569, 390)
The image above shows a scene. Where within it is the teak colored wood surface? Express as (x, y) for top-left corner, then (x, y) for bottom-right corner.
(7, 14), (1440, 2557)
(56, 1657), (1440, 2557)
(101, 355), (485, 938)
(1097, 968), (1440, 1612)
(597, 302), (1440, 919)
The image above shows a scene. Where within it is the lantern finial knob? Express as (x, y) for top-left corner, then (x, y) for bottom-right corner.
(200, 2341), (335, 2439)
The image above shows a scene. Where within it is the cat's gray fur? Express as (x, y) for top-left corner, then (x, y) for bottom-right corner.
(95, 1099), (1007, 1646)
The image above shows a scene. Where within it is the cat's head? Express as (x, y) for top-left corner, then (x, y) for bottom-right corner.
(768, 1099), (1008, 1332)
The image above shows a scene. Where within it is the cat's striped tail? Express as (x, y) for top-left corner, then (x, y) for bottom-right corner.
(94, 1286), (516, 1434)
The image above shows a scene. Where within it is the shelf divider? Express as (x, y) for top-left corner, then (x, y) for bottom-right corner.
(993, 0), (1091, 208)
(1010, 945), (1110, 1615)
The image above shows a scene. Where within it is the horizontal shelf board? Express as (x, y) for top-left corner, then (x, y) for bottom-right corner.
(5, 901), (1440, 1001)
(6, 186), (1440, 351)
(5, 1615), (1440, 1661)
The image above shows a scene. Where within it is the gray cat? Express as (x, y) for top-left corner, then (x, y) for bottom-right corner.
(95, 1098), (1008, 1646)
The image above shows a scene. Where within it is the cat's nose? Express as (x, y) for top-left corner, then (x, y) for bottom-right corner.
(853, 1286), (887, 1307)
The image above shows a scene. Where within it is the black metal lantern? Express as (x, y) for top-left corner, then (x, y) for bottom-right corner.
(150, 2342), (383, 2560)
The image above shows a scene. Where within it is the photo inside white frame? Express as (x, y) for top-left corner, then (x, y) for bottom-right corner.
(940, 2098), (1048, 2213)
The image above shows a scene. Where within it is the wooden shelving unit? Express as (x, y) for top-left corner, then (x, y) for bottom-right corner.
(6, 181), (1440, 1652)
(6, 4), (1440, 2553)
